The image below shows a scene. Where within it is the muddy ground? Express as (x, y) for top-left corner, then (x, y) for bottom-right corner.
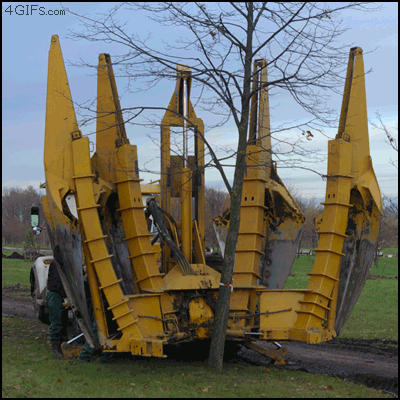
(2, 284), (398, 397)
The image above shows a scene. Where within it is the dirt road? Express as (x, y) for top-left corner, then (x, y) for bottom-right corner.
(239, 339), (398, 395)
(2, 284), (398, 396)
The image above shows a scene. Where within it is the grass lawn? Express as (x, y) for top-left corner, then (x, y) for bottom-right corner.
(2, 314), (391, 398)
(382, 248), (398, 255)
(285, 255), (398, 341)
(2, 250), (398, 341)
(3, 243), (51, 249)
(2, 252), (34, 289)
(2, 250), (397, 398)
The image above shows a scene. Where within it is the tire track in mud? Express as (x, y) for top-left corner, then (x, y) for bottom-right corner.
(2, 285), (36, 319)
(236, 339), (398, 396)
(2, 295), (35, 319)
(2, 285), (398, 396)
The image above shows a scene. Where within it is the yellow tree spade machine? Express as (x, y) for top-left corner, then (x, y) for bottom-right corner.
(213, 58), (305, 292)
(34, 35), (381, 361)
(213, 49), (382, 337)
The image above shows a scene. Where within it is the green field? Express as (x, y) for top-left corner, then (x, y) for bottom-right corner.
(3, 243), (51, 249)
(2, 250), (397, 398)
(2, 314), (391, 398)
(2, 256), (33, 289)
(285, 255), (398, 341)
(382, 248), (398, 255)
(2, 250), (398, 340)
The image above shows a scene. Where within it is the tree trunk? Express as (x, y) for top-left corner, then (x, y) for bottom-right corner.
(208, 100), (252, 372)
(207, 171), (245, 371)
(207, 3), (255, 371)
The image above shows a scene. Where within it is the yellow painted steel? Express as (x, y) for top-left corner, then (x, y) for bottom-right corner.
(243, 341), (287, 365)
(42, 36), (179, 358)
(217, 60), (304, 291)
(114, 144), (165, 291)
(331, 47), (382, 334)
(94, 53), (129, 185)
(233, 147), (268, 287)
(255, 141), (353, 343)
(82, 238), (108, 344)
(336, 47), (382, 213)
(131, 338), (166, 358)
(189, 297), (213, 338)
(140, 183), (161, 195)
(193, 220), (206, 265)
(256, 47), (382, 343)
(160, 65), (206, 273)
(189, 297), (213, 325)
(72, 138), (144, 344)
(41, 35), (381, 362)
(93, 52), (166, 349)
(290, 140), (353, 341)
(228, 59), (304, 331)
(44, 35), (81, 212)
(43, 35), (97, 348)
(162, 264), (220, 290)
(43, 35), (81, 236)
(61, 342), (83, 360)
(126, 294), (164, 341)
(180, 168), (193, 261)
(43, 37), (169, 356)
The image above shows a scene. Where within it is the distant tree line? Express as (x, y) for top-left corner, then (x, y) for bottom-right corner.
(376, 195), (399, 252)
(168, 186), (230, 250)
(2, 185), (231, 250)
(3, 185), (396, 253)
(2, 186), (50, 247)
(293, 193), (398, 252)
(293, 195), (323, 251)
(370, 112), (398, 252)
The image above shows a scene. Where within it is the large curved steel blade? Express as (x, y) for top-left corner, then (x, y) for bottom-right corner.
(335, 190), (381, 334)
(213, 184), (303, 290)
(259, 179), (304, 289)
(43, 35), (96, 348)
(332, 47), (382, 334)
(213, 59), (304, 289)
(92, 53), (136, 295)
(97, 193), (136, 296)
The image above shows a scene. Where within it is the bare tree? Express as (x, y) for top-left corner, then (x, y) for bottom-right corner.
(373, 194), (398, 272)
(166, 185), (229, 249)
(384, 194), (398, 220)
(370, 111), (398, 170)
(204, 186), (230, 249)
(370, 112), (398, 233)
(293, 193), (323, 251)
(63, 2), (378, 371)
(2, 186), (47, 246)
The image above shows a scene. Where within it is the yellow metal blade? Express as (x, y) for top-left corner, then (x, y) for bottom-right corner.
(43, 35), (97, 349)
(248, 59), (272, 177)
(333, 47), (382, 334)
(94, 53), (129, 185)
(337, 47), (370, 177)
(215, 59), (304, 290)
(44, 35), (81, 210)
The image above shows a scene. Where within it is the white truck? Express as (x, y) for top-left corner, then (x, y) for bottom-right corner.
(29, 254), (83, 341)
(29, 255), (53, 324)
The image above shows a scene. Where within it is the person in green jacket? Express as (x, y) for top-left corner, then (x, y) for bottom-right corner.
(47, 245), (68, 357)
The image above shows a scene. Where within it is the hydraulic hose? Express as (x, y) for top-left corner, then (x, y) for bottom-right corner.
(151, 232), (160, 246)
(146, 198), (194, 275)
(157, 207), (179, 238)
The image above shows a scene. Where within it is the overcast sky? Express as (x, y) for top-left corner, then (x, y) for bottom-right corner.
(2, 2), (398, 199)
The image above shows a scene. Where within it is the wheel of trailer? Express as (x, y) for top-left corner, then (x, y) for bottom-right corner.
(223, 341), (243, 361)
(31, 280), (49, 324)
